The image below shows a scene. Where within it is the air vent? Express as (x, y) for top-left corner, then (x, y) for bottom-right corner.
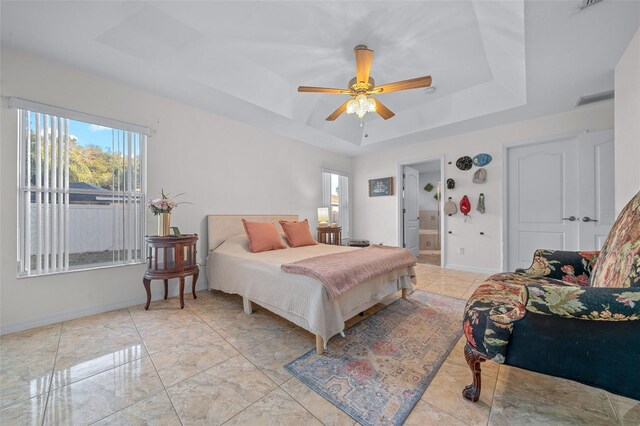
(580, 0), (604, 10)
(576, 90), (614, 107)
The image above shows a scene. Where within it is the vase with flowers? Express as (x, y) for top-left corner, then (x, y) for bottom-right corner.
(147, 190), (187, 236)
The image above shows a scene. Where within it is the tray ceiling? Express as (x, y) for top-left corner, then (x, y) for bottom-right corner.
(2, 1), (639, 155)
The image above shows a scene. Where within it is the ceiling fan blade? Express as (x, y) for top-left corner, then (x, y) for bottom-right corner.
(298, 86), (351, 94)
(373, 76), (432, 94)
(326, 101), (350, 121)
(355, 47), (374, 87)
(373, 98), (395, 120)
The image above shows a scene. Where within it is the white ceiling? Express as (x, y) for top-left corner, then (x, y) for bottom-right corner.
(2, 1), (639, 156)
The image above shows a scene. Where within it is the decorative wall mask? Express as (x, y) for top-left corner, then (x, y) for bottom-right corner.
(460, 195), (471, 222)
(477, 193), (486, 214)
(446, 178), (456, 189)
(460, 195), (471, 215)
(473, 153), (492, 167)
(456, 156), (473, 170)
(444, 198), (457, 216)
(473, 168), (487, 183)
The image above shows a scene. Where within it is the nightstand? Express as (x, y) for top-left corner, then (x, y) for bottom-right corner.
(317, 226), (342, 245)
(143, 234), (199, 310)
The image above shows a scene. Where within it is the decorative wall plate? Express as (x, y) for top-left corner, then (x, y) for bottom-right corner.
(473, 153), (492, 167)
(456, 156), (473, 170)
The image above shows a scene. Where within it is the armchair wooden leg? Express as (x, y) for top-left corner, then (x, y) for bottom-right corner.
(462, 341), (486, 402)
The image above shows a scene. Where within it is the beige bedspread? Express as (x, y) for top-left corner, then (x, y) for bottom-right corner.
(282, 245), (417, 299)
(206, 235), (415, 343)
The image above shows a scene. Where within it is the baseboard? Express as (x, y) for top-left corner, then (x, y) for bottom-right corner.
(0, 279), (210, 335)
(444, 263), (500, 275)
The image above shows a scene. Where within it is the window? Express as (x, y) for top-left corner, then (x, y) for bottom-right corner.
(15, 98), (148, 276)
(322, 171), (349, 239)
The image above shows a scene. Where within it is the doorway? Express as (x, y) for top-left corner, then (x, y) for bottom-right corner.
(400, 158), (444, 266)
(505, 130), (615, 271)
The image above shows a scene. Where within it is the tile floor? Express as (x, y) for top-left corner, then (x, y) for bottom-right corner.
(1, 264), (639, 425)
(417, 250), (441, 266)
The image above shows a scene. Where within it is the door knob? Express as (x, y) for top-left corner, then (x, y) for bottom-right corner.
(562, 216), (577, 222)
(582, 216), (598, 222)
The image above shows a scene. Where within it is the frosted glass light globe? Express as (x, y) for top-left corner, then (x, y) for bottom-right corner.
(346, 99), (357, 114)
(366, 97), (376, 112)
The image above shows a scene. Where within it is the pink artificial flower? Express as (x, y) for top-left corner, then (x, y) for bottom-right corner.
(561, 265), (575, 275)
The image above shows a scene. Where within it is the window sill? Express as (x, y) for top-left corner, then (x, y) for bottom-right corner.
(17, 260), (146, 279)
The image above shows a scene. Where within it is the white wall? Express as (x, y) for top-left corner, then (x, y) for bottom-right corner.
(418, 172), (440, 211)
(353, 103), (614, 274)
(0, 49), (351, 334)
(615, 28), (640, 212)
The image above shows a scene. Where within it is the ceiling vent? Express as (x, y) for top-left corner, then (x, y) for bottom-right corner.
(580, 0), (604, 10)
(576, 90), (614, 107)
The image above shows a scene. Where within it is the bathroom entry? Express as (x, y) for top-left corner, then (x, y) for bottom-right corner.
(401, 159), (442, 266)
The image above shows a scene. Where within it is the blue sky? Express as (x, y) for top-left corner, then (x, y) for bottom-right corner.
(69, 121), (113, 151)
(29, 112), (114, 152)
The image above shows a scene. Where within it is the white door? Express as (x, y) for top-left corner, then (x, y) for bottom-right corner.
(579, 130), (615, 250)
(403, 166), (420, 256)
(508, 136), (580, 270)
(507, 131), (615, 270)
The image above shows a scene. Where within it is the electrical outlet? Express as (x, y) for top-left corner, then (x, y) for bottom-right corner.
(458, 248), (465, 255)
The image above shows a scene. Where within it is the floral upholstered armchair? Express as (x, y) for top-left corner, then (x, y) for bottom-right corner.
(462, 191), (640, 402)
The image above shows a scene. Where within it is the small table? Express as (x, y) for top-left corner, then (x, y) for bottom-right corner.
(317, 226), (342, 245)
(143, 234), (199, 310)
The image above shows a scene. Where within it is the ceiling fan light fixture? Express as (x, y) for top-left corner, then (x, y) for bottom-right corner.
(347, 94), (377, 118)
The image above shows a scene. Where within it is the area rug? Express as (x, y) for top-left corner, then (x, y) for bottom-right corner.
(285, 290), (466, 426)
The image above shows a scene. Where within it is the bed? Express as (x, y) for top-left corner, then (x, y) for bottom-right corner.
(205, 214), (415, 354)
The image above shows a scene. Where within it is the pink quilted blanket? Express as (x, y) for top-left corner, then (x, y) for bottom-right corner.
(281, 245), (416, 300)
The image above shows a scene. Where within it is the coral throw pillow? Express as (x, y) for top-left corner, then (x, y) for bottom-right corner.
(241, 219), (287, 253)
(279, 219), (318, 248)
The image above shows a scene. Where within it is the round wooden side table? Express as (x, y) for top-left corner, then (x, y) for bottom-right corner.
(143, 234), (199, 310)
(317, 226), (342, 245)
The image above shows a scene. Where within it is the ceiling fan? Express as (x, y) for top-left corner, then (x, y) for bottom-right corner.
(298, 45), (432, 121)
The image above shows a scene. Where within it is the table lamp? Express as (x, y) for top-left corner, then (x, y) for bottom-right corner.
(317, 207), (329, 227)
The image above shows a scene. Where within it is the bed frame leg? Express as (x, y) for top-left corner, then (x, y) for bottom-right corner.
(402, 288), (408, 299)
(316, 335), (324, 355)
(242, 296), (253, 314)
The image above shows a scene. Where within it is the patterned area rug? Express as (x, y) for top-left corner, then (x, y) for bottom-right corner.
(285, 290), (466, 426)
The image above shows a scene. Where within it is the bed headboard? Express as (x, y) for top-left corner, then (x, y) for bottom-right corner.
(207, 214), (299, 251)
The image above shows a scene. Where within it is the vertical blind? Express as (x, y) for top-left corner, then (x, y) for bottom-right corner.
(17, 108), (147, 276)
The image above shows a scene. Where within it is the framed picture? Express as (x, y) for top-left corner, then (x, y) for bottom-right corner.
(171, 227), (181, 236)
(369, 177), (394, 197)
